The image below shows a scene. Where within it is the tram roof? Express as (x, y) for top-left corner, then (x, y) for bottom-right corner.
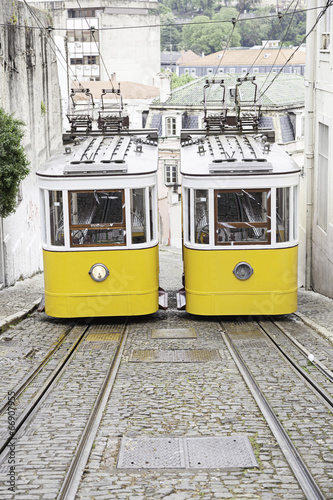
(180, 130), (301, 177)
(37, 132), (158, 178)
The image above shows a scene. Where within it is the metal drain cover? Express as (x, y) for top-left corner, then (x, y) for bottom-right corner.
(117, 437), (185, 469)
(185, 436), (258, 469)
(151, 328), (196, 339)
(129, 349), (221, 363)
(88, 323), (125, 334)
(85, 333), (120, 342)
(117, 436), (258, 469)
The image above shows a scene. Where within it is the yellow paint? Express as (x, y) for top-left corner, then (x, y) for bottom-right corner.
(43, 246), (159, 317)
(183, 246), (298, 315)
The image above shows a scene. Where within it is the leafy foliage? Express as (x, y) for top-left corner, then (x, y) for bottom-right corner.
(160, 4), (182, 51)
(0, 108), (30, 218)
(171, 72), (195, 89)
(182, 8), (241, 54)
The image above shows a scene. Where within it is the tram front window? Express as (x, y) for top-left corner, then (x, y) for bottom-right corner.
(195, 189), (209, 244)
(69, 190), (126, 246)
(215, 189), (271, 245)
(49, 191), (64, 246)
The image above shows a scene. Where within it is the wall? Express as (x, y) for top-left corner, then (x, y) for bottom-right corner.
(304, 0), (333, 297)
(0, 0), (62, 286)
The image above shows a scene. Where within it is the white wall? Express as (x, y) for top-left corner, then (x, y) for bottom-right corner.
(0, 1), (62, 286)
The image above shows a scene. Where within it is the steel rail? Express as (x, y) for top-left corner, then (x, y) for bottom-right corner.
(0, 323), (76, 416)
(221, 328), (325, 500)
(0, 325), (90, 459)
(258, 321), (333, 409)
(57, 320), (128, 500)
(269, 319), (333, 383)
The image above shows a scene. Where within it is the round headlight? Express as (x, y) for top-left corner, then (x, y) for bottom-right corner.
(89, 263), (109, 282)
(233, 262), (253, 280)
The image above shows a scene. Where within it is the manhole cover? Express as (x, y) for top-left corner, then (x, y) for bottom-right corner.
(117, 437), (185, 468)
(129, 350), (221, 363)
(117, 436), (258, 469)
(185, 436), (258, 469)
(85, 333), (120, 342)
(151, 328), (196, 339)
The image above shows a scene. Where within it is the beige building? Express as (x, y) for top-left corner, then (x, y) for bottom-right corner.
(304, 0), (333, 297)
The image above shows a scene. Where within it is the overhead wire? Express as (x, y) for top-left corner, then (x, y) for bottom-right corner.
(258, 0), (301, 96)
(75, 0), (115, 91)
(0, 4), (330, 33)
(259, 0), (333, 99)
(21, 0), (81, 91)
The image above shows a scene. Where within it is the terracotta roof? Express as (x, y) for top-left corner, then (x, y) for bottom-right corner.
(176, 50), (200, 65)
(75, 80), (160, 100)
(178, 47), (305, 67)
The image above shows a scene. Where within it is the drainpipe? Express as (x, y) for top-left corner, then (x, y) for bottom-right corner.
(304, 0), (316, 290)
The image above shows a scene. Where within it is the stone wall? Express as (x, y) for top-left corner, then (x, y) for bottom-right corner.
(0, 0), (62, 286)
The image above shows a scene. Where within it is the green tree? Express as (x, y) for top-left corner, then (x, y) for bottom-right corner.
(182, 8), (241, 54)
(0, 108), (30, 218)
(160, 4), (182, 51)
(171, 72), (195, 89)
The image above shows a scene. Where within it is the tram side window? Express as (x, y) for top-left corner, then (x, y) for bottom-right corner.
(149, 187), (155, 241)
(49, 191), (64, 246)
(276, 188), (290, 242)
(69, 190), (125, 246)
(131, 188), (147, 244)
(195, 189), (209, 244)
(215, 189), (271, 245)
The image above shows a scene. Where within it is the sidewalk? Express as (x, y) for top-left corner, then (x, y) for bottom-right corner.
(0, 254), (332, 343)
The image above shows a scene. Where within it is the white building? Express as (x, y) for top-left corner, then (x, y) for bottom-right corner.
(27, 0), (160, 87)
(304, 0), (333, 297)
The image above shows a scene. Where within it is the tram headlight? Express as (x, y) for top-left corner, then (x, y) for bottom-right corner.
(233, 262), (253, 280)
(89, 263), (109, 282)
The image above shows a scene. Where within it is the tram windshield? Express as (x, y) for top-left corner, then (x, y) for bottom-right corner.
(215, 189), (271, 245)
(69, 190), (126, 246)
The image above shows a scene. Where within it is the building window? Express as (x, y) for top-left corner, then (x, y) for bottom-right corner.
(207, 68), (213, 74)
(218, 68), (224, 74)
(317, 122), (329, 231)
(164, 161), (178, 185)
(70, 58), (83, 65)
(229, 67), (235, 73)
(241, 68), (247, 74)
(321, 8), (331, 50)
(83, 55), (99, 65)
(191, 68), (196, 75)
(165, 117), (177, 136)
(253, 67), (259, 73)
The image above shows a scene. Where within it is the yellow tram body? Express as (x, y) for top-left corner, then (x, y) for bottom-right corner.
(183, 246), (298, 316)
(37, 129), (164, 318)
(179, 123), (301, 316)
(43, 246), (159, 317)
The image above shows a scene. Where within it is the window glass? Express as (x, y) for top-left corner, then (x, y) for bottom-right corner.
(69, 190), (125, 246)
(215, 189), (270, 245)
(293, 186), (298, 241)
(276, 188), (290, 242)
(131, 188), (146, 244)
(195, 189), (209, 244)
(149, 186), (154, 241)
(166, 117), (176, 136)
(49, 191), (64, 246)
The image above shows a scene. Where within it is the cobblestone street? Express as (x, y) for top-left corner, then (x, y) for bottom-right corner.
(0, 247), (332, 498)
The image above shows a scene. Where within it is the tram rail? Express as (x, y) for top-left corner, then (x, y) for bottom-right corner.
(220, 317), (333, 500)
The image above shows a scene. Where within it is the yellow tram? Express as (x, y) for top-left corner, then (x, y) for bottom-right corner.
(37, 129), (163, 318)
(177, 78), (301, 316)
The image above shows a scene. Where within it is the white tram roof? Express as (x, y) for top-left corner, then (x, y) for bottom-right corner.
(37, 132), (158, 178)
(180, 130), (301, 177)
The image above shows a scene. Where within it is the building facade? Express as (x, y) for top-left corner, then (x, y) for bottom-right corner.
(28, 0), (160, 87)
(304, 0), (333, 297)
